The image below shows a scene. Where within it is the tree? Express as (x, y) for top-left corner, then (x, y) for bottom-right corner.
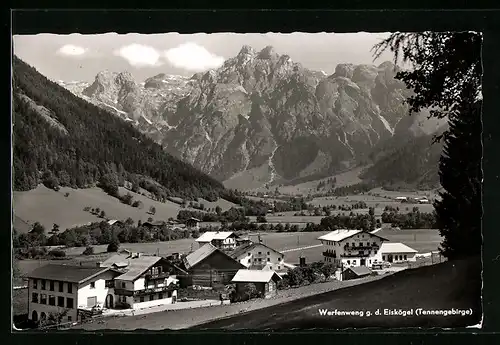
(215, 205), (222, 215)
(320, 263), (336, 281)
(99, 173), (119, 197)
(83, 246), (94, 255)
(149, 206), (156, 215)
(373, 32), (481, 259)
(107, 240), (120, 253)
(99, 210), (106, 219)
(51, 223), (60, 235)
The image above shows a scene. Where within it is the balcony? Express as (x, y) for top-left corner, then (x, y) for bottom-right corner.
(344, 245), (379, 251)
(340, 252), (371, 258)
(114, 288), (134, 296)
(145, 272), (170, 281)
(133, 283), (179, 297)
(322, 251), (337, 258)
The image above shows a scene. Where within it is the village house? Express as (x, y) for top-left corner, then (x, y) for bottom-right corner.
(195, 231), (239, 250)
(100, 252), (179, 309)
(180, 244), (245, 288)
(231, 269), (282, 299)
(228, 241), (286, 272)
(318, 229), (389, 268)
(341, 266), (373, 281)
(141, 220), (167, 231)
(373, 242), (418, 263)
(26, 264), (121, 324)
(185, 217), (200, 231)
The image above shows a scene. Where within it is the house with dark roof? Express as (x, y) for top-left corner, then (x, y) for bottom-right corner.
(100, 252), (180, 310)
(181, 244), (246, 288)
(185, 217), (201, 231)
(341, 266), (373, 281)
(231, 269), (282, 299)
(228, 242), (285, 272)
(26, 264), (121, 324)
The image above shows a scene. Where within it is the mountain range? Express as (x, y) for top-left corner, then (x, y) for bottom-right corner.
(57, 45), (447, 190)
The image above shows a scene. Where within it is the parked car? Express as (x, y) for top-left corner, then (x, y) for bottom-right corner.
(382, 261), (392, 268)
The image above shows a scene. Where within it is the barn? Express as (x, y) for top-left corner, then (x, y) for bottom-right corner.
(231, 270), (282, 299)
(341, 266), (373, 281)
(181, 244), (245, 288)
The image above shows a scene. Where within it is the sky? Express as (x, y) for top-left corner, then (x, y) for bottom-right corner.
(12, 32), (394, 83)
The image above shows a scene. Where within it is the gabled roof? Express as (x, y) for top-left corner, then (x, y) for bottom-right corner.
(344, 266), (372, 276)
(26, 264), (114, 284)
(115, 256), (163, 281)
(183, 243), (218, 269)
(107, 219), (122, 226)
(229, 242), (283, 260)
(318, 229), (388, 242)
(196, 231), (236, 242)
(142, 221), (166, 227)
(231, 269), (282, 283)
(379, 242), (418, 254)
(187, 217), (201, 222)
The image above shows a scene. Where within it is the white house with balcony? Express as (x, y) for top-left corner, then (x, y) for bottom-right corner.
(318, 230), (389, 268)
(26, 264), (121, 324)
(195, 231), (239, 250)
(100, 252), (179, 310)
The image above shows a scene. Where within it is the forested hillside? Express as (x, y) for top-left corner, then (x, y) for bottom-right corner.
(12, 56), (226, 201)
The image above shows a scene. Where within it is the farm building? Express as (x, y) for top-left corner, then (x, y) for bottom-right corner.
(195, 231), (239, 250)
(228, 242), (285, 272)
(395, 196), (408, 201)
(318, 230), (389, 268)
(100, 253), (180, 309)
(374, 242), (418, 263)
(231, 269), (282, 299)
(185, 217), (200, 230)
(341, 266), (373, 281)
(181, 244), (245, 288)
(141, 221), (166, 230)
(26, 264), (121, 323)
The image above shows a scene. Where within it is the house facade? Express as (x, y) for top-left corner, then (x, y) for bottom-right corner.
(27, 264), (120, 324)
(318, 230), (388, 268)
(185, 217), (200, 231)
(229, 242), (285, 272)
(373, 242), (418, 263)
(195, 231), (239, 250)
(231, 269), (282, 299)
(181, 244), (245, 287)
(100, 253), (179, 310)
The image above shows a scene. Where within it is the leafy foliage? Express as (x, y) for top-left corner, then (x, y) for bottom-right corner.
(373, 32), (482, 259)
(12, 56), (226, 201)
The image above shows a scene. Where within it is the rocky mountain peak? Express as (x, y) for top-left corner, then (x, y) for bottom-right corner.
(257, 45), (279, 60)
(238, 45), (257, 56)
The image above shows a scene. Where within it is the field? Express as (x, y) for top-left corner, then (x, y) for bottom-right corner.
(375, 228), (442, 253)
(13, 185), (237, 232)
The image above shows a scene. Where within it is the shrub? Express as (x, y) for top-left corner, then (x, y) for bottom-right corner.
(48, 249), (66, 258)
(107, 241), (119, 252)
(82, 246), (94, 255)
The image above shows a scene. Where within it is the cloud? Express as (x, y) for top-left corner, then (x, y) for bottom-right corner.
(163, 42), (225, 72)
(114, 44), (162, 67)
(57, 44), (87, 57)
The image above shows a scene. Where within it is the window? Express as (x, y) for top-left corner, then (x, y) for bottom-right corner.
(372, 242), (376, 246)
(105, 280), (114, 288)
(353, 260), (357, 265)
(267, 251), (270, 255)
(32, 292), (38, 303)
(58, 281), (64, 292)
(40, 294), (47, 304)
(359, 251), (364, 255)
(49, 281), (54, 291)
(382, 255), (386, 261)
(347, 260), (350, 265)
(404, 255), (407, 260)
(278, 266), (280, 270)
(352, 243), (355, 247)
(149, 295), (154, 301)
(369, 260), (372, 264)
(267, 258), (270, 262)
(359, 242), (363, 247)
(67, 283), (73, 293)
(66, 297), (74, 308)
(248, 253), (251, 256)
(258, 258), (262, 262)
(33, 279), (38, 289)
(48, 295), (56, 306)
(399, 255), (403, 260)
(258, 251), (261, 254)
(158, 293), (163, 299)
(68, 316), (72, 322)
(167, 291), (172, 298)
(58, 296), (65, 307)
(248, 259), (251, 264)
(121, 282), (126, 288)
(140, 296), (145, 302)
(41, 280), (46, 290)
(90, 282), (95, 289)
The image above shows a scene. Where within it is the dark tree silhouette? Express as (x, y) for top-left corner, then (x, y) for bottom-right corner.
(373, 32), (482, 259)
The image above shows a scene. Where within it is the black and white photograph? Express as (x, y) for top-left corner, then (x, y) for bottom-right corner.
(11, 18), (482, 331)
